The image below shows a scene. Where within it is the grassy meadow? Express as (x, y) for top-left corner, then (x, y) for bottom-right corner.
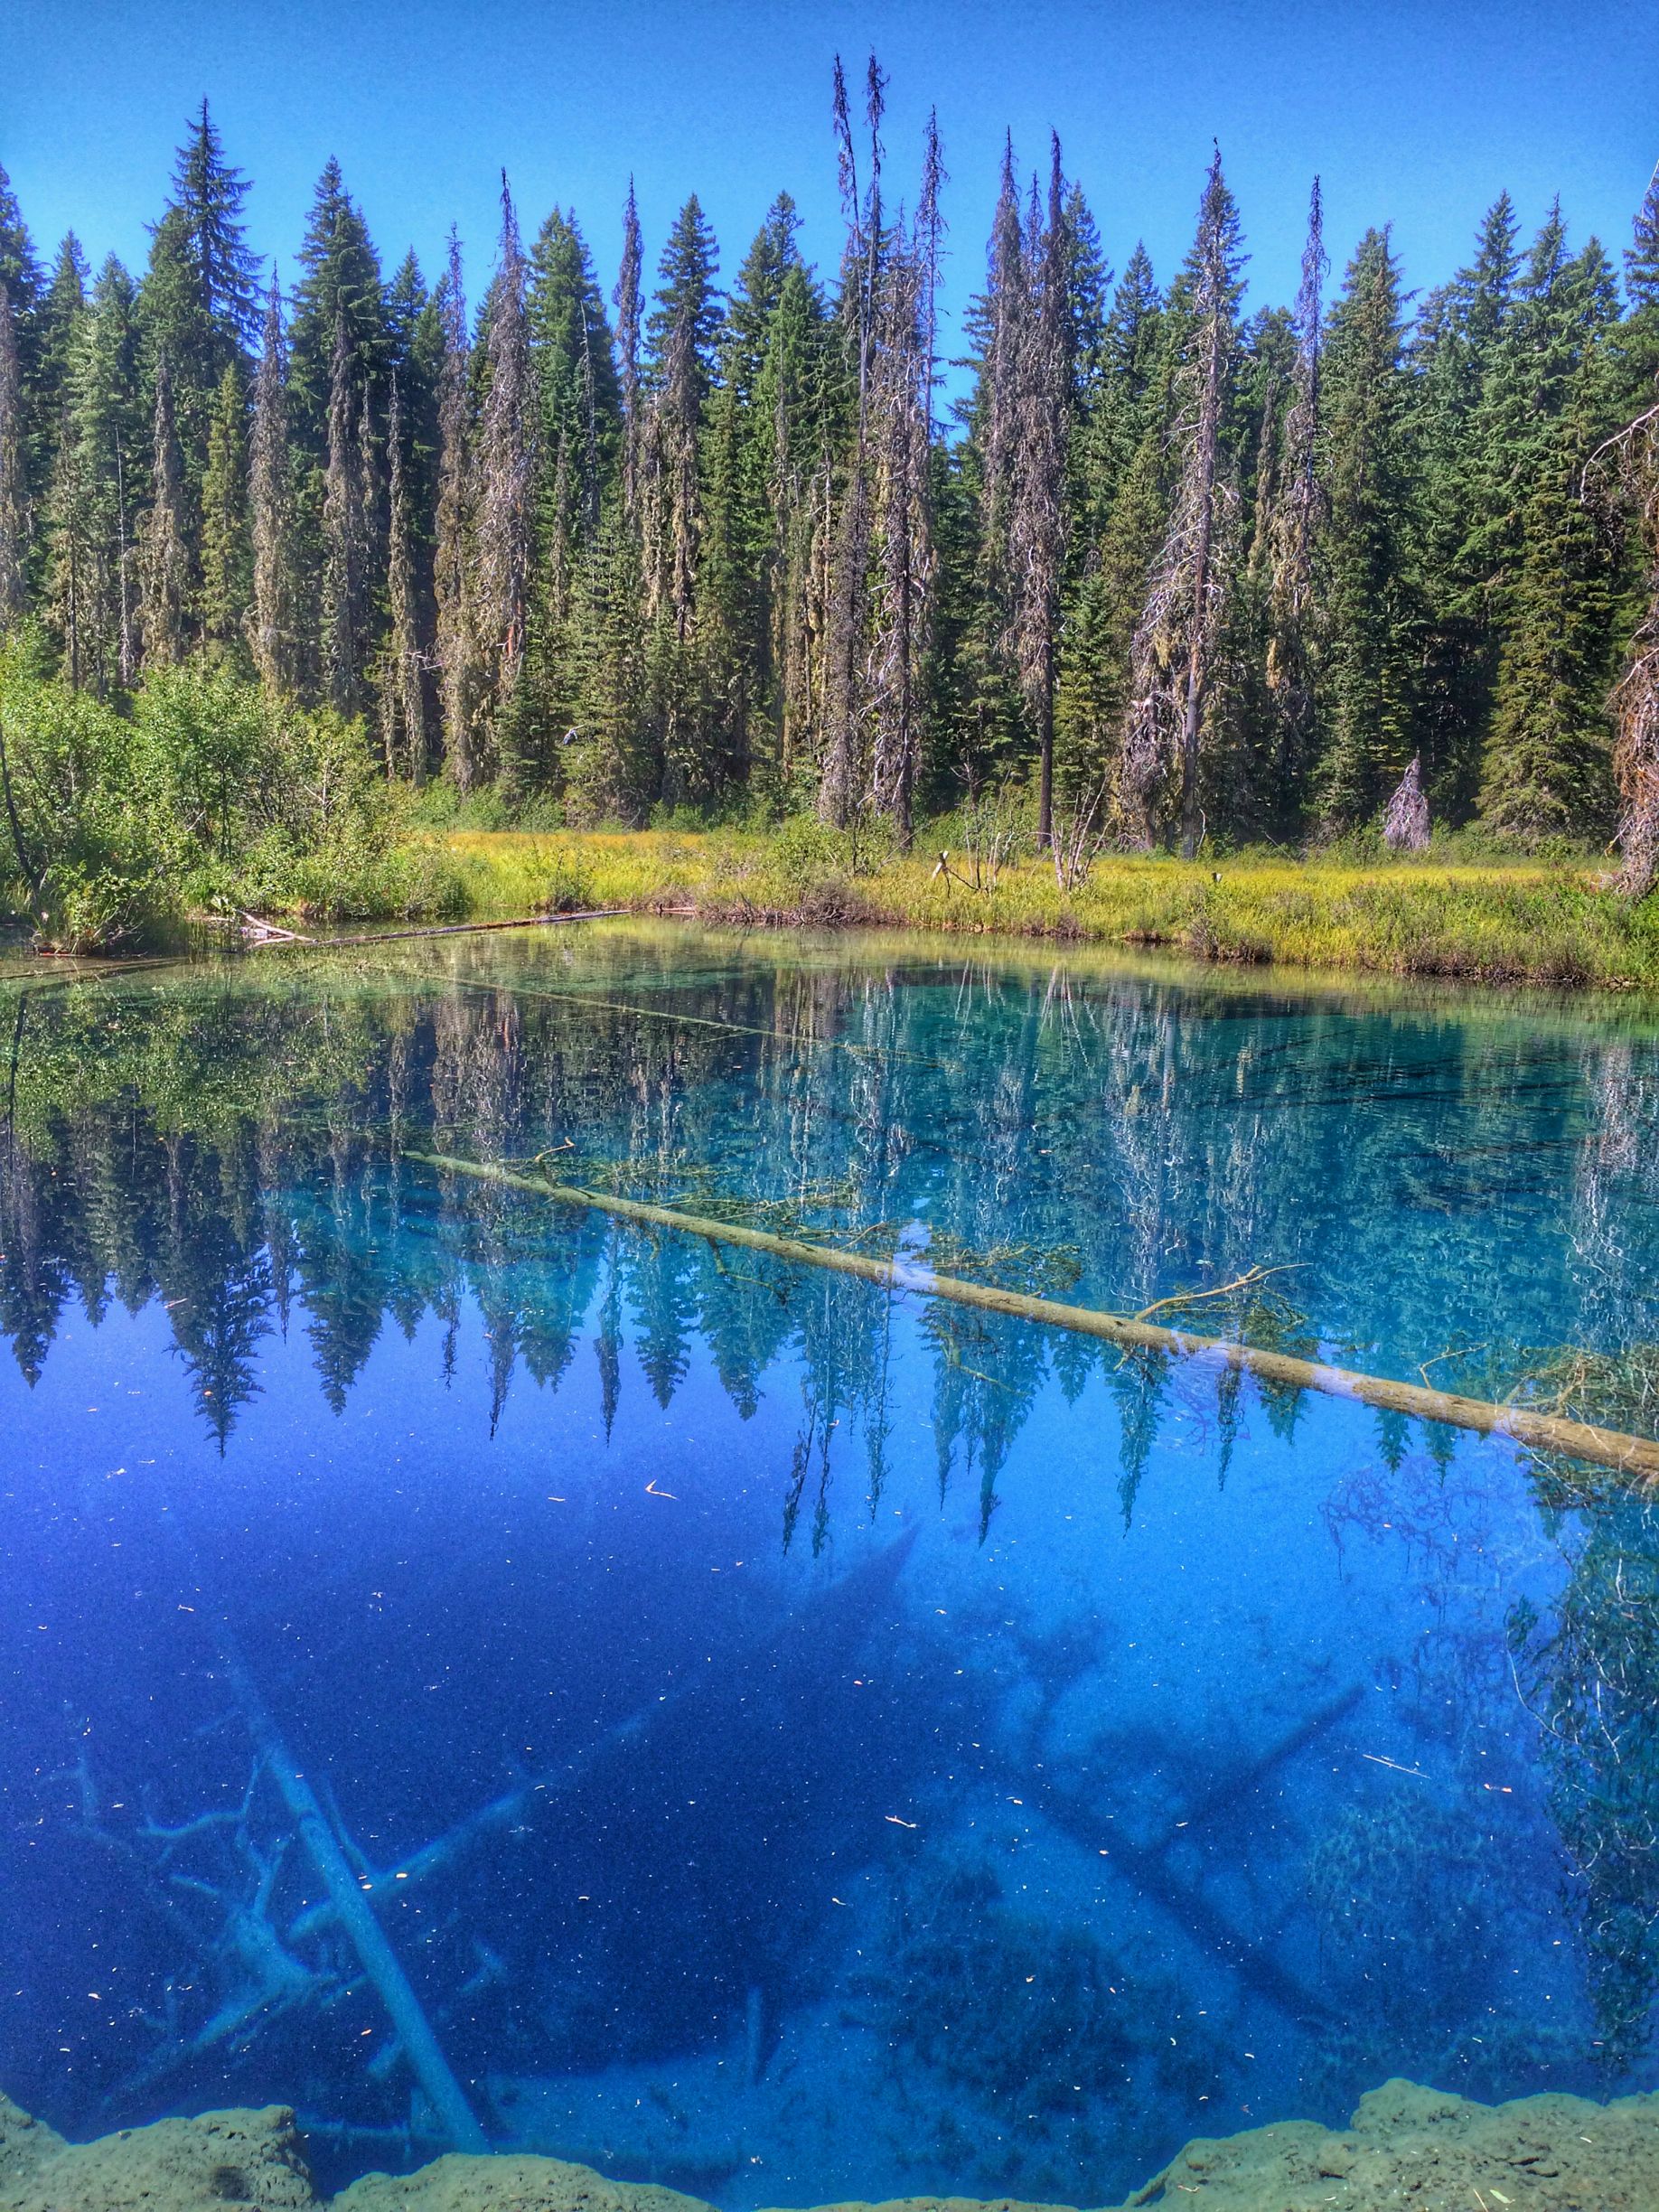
(437, 825), (1659, 993)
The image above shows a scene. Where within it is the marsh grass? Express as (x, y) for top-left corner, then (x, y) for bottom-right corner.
(443, 827), (1659, 992)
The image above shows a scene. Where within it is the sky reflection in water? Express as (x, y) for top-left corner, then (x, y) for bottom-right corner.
(1, 923), (1656, 2206)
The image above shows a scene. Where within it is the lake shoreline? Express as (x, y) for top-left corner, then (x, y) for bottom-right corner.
(440, 830), (1659, 998)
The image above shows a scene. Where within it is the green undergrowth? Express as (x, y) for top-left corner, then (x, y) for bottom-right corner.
(444, 826), (1659, 993)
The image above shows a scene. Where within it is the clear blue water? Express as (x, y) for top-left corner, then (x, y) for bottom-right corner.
(2, 922), (1657, 2204)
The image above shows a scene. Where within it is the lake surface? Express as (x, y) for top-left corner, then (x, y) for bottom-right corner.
(2, 921), (1657, 2205)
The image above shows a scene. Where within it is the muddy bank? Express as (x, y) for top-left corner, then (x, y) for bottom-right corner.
(1, 2079), (1654, 2211)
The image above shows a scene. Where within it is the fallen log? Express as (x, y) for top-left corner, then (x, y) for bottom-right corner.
(241, 907), (627, 951)
(212, 1629), (488, 2151)
(407, 1150), (1659, 1486)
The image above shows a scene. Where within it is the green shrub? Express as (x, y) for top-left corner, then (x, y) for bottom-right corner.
(0, 633), (183, 951)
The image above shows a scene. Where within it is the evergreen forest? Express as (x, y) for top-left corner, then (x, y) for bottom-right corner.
(3, 69), (1659, 920)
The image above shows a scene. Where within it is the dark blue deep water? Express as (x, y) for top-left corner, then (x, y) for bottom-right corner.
(3, 922), (1658, 2204)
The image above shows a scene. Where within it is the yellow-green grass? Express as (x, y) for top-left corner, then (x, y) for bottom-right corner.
(441, 828), (1659, 993)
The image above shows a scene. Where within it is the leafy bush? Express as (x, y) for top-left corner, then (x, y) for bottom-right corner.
(0, 644), (469, 948)
(0, 631), (183, 951)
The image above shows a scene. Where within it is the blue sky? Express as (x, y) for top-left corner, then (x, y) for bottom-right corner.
(5, 0), (1656, 369)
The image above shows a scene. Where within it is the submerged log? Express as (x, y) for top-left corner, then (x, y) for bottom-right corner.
(212, 1630), (488, 2151)
(408, 1151), (1659, 1486)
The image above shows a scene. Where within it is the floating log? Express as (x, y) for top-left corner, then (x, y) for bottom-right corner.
(242, 908), (627, 951)
(408, 1150), (1659, 1486)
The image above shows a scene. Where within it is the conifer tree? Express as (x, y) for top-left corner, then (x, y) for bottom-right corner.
(820, 55), (885, 825)
(0, 278), (27, 625)
(1120, 147), (1244, 852)
(289, 158), (386, 445)
(1259, 179), (1327, 815)
(66, 255), (144, 689)
(321, 312), (365, 712)
(200, 363), (250, 658)
(1315, 226), (1417, 826)
(867, 143), (941, 836)
(433, 231), (478, 785)
(1478, 341), (1619, 837)
(1607, 381), (1659, 895)
(380, 371), (428, 776)
(1620, 165), (1659, 407)
(142, 354), (191, 663)
(1411, 193), (1520, 804)
(1010, 139), (1072, 845)
(249, 272), (295, 695)
(34, 236), (89, 462)
(614, 183), (644, 524)
(474, 176), (535, 784)
(138, 103), (258, 506)
(44, 387), (93, 684)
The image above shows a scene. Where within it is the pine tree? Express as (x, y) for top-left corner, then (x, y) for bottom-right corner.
(249, 271), (295, 694)
(200, 363), (250, 658)
(1315, 226), (1417, 826)
(1120, 147), (1245, 853)
(141, 353), (190, 663)
(0, 277), (27, 625)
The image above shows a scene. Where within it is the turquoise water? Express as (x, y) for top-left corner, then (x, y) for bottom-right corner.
(2, 922), (1656, 2204)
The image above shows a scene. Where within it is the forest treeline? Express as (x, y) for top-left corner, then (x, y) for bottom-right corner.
(2, 67), (1658, 880)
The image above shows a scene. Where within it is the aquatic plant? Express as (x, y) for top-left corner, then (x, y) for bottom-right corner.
(1308, 1794), (1500, 2043)
(1509, 1495), (1659, 2069)
(879, 1862), (1223, 2123)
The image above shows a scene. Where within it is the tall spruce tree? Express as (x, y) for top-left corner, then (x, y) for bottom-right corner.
(139, 103), (258, 518)
(1119, 146), (1245, 853)
(1315, 226), (1417, 826)
(1479, 335), (1620, 837)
